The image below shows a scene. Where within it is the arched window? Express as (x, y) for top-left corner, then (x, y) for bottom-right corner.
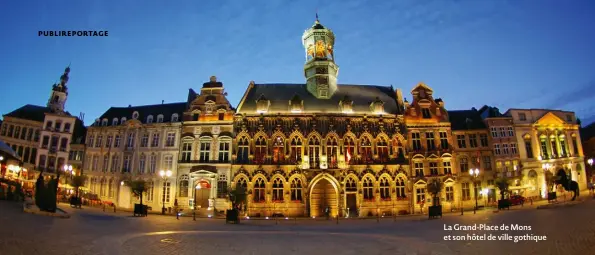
(290, 137), (302, 164)
(101, 119), (108, 126)
(146, 115), (154, 124)
(253, 178), (266, 203)
(112, 118), (119, 126)
(326, 137), (338, 168)
(345, 177), (357, 192)
(254, 136), (266, 164)
(344, 136), (355, 164)
(179, 179), (189, 197)
(156, 114), (164, 123)
(308, 136), (320, 168)
(290, 178), (303, 201)
(171, 113), (179, 122)
(237, 177), (248, 190)
(377, 137), (389, 163)
(396, 177), (406, 198)
(132, 111), (139, 119)
(360, 137), (372, 163)
(237, 137), (249, 163)
(273, 137), (285, 164)
(272, 177), (284, 202)
(363, 176), (374, 200)
(120, 117), (127, 124)
(379, 176), (390, 199)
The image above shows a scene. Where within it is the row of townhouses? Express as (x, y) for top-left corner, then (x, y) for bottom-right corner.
(0, 18), (589, 218)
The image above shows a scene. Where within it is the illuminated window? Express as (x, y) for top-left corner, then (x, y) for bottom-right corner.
(291, 178), (303, 201)
(363, 176), (374, 200)
(272, 177), (284, 202)
(379, 177), (390, 199)
(308, 137), (321, 168)
(253, 178), (266, 203)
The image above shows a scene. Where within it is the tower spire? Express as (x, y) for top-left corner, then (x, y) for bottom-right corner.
(47, 65), (71, 113)
(315, 10), (319, 22)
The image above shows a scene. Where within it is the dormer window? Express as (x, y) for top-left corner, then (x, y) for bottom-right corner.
(289, 94), (303, 113)
(146, 115), (154, 124)
(370, 97), (384, 114)
(421, 108), (431, 119)
(120, 117), (127, 124)
(112, 118), (119, 126)
(156, 114), (164, 123)
(101, 119), (108, 126)
(171, 113), (179, 122)
(132, 111), (139, 119)
(339, 95), (353, 113)
(256, 94), (270, 113)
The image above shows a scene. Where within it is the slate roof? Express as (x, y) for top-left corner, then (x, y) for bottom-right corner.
(237, 83), (401, 114)
(93, 102), (187, 126)
(3, 104), (69, 122)
(477, 105), (505, 119)
(448, 109), (487, 131)
(71, 118), (87, 144)
(580, 121), (595, 141)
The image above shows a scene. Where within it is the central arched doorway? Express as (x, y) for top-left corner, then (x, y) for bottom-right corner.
(309, 178), (338, 218)
(194, 180), (210, 209)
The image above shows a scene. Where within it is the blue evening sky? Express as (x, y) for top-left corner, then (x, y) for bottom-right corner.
(1, 0), (595, 124)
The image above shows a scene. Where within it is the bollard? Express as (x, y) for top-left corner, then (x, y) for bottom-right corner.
(193, 211), (196, 221)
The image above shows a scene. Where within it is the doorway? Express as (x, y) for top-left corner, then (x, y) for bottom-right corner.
(194, 180), (210, 209)
(309, 178), (337, 217)
(345, 193), (357, 217)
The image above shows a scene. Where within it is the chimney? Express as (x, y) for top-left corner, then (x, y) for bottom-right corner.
(128, 104), (132, 108)
(162, 100), (164, 104)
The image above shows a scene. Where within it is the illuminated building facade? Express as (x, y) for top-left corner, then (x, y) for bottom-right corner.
(231, 18), (410, 218)
(505, 109), (587, 198)
(580, 122), (595, 183)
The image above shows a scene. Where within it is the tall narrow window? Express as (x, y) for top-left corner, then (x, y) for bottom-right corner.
(429, 162), (438, 175)
(138, 155), (146, 173)
(140, 134), (149, 147)
(457, 135), (466, 148)
(146, 182), (154, 201)
(379, 177), (390, 200)
(111, 155), (119, 172)
(218, 141), (230, 162)
(363, 177), (374, 200)
(179, 179), (189, 197)
(462, 183), (470, 200)
(571, 137), (579, 155)
(127, 133), (135, 148)
(412, 132), (421, 151)
(377, 138), (389, 163)
(503, 144), (509, 154)
(345, 178), (357, 192)
(199, 140), (211, 162)
(421, 108), (431, 118)
(162, 181), (171, 203)
(92, 155), (98, 171)
(443, 161), (452, 174)
(459, 157), (469, 172)
(166, 132), (176, 147)
(507, 127), (514, 137)
(237, 137), (249, 163)
(490, 127), (498, 138)
(164, 155), (173, 170)
(479, 134), (488, 147)
(559, 137), (567, 157)
(272, 177), (284, 202)
(445, 186), (454, 201)
(482, 156), (491, 170)
(291, 178), (303, 201)
(550, 138), (558, 157)
(273, 137), (284, 164)
(425, 132), (435, 150)
(414, 162), (424, 177)
(499, 127), (506, 137)
(151, 133), (159, 147)
(254, 136), (266, 164)
(181, 142), (192, 162)
(494, 144), (501, 155)
(510, 143), (517, 154)
(469, 134), (478, 148)
(114, 135), (121, 148)
(254, 178), (266, 203)
(308, 137), (321, 168)
(540, 138), (548, 158)
(326, 137), (338, 168)
(87, 135), (95, 147)
(106, 135), (112, 148)
(290, 137), (302, 164)
(96, 135), (103, 148)
(344, 137), (355, 164)
(416, 188), (426, 204)
(396, 178), (406, 198)
(123, 155), (131, 173)
(149, 155), (157, 173)
(439, 131), (449, 149)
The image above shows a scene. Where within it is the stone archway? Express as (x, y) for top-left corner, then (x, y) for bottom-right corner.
(309, 175), (339, 218)
(194, 180), (211, 209)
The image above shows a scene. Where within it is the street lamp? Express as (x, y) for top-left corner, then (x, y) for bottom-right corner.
(588, 158), (593, 167)
(469, 168), (480, 213)
(159, 169), (172, 215)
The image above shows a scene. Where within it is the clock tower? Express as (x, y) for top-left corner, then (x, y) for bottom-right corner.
(302, 15), (339, 99)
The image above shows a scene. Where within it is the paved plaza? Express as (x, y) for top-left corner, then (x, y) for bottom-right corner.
(1, 199), (595, 255)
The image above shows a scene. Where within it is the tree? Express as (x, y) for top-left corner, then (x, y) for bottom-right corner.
(124, 178), (148, 208)
(70, 175), (86, 198)
(495, 177), (510, 200)
(228, 185), (247, 209)
(426, 178), (443, 206)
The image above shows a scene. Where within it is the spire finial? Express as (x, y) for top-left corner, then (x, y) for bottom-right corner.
(315, 9), (319, 23)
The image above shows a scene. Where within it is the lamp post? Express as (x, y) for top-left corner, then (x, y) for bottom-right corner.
(159, 169), (172, 215)
(63, 164), (73, 180)
(469, 168), (480, 214)
(0, 156), (4, 178)
(541, 163), (552, 199)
